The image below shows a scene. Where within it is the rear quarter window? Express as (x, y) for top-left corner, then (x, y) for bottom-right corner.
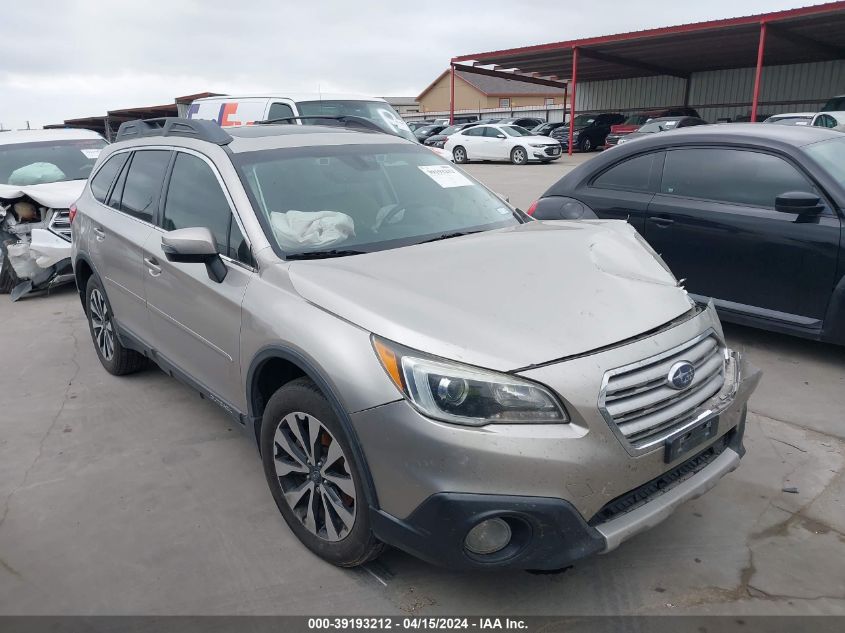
(592, 153), (659, 192)
(90, 153), (129, 203)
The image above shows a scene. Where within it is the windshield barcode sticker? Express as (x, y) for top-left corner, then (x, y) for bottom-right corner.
(80, 149), (101, 159)
(418, 165), (472, 188)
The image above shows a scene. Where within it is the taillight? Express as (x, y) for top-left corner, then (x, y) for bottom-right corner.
(526, 200), (538, 216)
(68, 203), (77, 223)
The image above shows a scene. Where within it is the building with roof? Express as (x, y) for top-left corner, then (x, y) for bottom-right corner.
(382, 97), (420, 116)
(417, 69), (567, 113)
(448, 2), (845, 153)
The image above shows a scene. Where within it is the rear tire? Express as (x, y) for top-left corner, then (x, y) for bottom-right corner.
(85, 275), (147, 375)
(511, 146), (528, 165)
(452, 146), (468, 164)
(260, 377), (384, 567)
(0, 248), (20, 294)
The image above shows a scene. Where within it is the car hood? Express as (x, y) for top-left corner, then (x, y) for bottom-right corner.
(0, 179), (86, 208)
(287, 220), (693, 371)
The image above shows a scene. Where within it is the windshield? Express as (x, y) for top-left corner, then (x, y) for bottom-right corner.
(624, 114), (651, 126)
(439, 126), (459, 135)
(805, 137), (845, 188)
(638, 120), (678, 133)
(767, 116), (811, 126)
(0, 138), (107, 186)
(501, 126), (531, 137)
(296, 100), (416, 142)
(572, 115), (596, 126)
(822, 96), (845, 112)
(235, 144), (519, 257)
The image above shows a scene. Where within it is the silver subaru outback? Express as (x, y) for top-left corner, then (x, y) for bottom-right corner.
(71, 117), (760, 570)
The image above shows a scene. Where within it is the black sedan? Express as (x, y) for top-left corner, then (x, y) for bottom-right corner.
(529, 124), (845, 344)
(414, 124), (448, 143)
(423, 122), (479, 148)
(606, 116), (708, 147)
(550, 112), (625, 151)
(497, 117), (545, 130)
(531, 121), (568, 136)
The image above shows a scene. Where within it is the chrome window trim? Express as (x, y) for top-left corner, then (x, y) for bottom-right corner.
(597, 328), (738, 457)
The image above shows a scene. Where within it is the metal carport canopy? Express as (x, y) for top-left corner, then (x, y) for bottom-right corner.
(450, 1), (845, 153)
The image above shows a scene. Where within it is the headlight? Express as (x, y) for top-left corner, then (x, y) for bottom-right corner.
(372, 336), (568, 426)
(529, 143), (547, 148)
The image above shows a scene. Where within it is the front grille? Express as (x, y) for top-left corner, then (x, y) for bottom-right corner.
(588, 431), (731, 526)
(48, 209), (72, 242)
(605, 136), (619, 146)
(544, 146), (560, 156)
(600, 333), (726, 450)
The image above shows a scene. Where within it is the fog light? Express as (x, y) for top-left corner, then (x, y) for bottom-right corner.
(465, 518), (512, 555)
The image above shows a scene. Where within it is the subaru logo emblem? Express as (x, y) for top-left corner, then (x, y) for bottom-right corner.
(667, 361), (695, 390)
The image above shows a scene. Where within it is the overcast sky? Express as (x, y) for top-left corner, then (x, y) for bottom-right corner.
(0, 0), (825, 129)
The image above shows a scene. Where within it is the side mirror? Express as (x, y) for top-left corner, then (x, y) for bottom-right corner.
(496, 134), (506, 139)
(161, 227), (227, 283)
(775, 191), (823, 215)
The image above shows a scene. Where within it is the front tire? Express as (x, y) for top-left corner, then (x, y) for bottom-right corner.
(85, 275), (147, 375)
(260, 377), (383, 567)
(452, 146), (468, 164)
(578, 136), (593, 152)
(511, 146), (528, 165)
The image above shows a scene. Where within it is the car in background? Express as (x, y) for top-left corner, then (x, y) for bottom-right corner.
(531, 121), (567, 137)
(529, 123), (845, 345)
(414, 124), (448, 143)
(408, 121), (435, 131)
(762, 112), (815, 126)
(445, 124), (561, 164)
(550, 113), (625, 152)
(497, 117), (545, 130)
(604, 107), (701, 148)
(611, 116), (708, 146)
(424, 122), (479, 148)
(73, 116), (758, 571)
(811, 111), (845, 131)
(188, 93), (417, 142)
(1, 128), (107, 299)
(822, 94), (845, 111)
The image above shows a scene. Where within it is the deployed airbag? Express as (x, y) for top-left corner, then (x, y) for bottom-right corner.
(8, 162), (67, 186)
(270, 210), (355, 250)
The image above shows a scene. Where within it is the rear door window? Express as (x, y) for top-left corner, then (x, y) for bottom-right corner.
(117, 150), (171, 223)
(593, 153), (659, 192)
(661, 148), (813, 208)
(90, 153), (129, 203)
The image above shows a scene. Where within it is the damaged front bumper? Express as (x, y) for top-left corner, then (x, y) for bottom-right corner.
(1, 201), (74, 301)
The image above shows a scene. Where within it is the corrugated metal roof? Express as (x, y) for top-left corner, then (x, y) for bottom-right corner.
(453, 2), (845, 82)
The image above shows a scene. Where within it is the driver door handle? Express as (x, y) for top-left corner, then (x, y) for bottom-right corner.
(144, 256), (161, 277)
(648, 216), (674, 227)
(93, 227), (106, 241)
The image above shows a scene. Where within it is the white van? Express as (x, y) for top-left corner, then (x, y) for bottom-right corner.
(187, 93), (416, 142)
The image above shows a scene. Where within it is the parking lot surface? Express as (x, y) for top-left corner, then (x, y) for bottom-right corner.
(1, 158), (844, 616)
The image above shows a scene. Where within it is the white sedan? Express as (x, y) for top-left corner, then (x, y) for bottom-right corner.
(444, 124), (562, 165)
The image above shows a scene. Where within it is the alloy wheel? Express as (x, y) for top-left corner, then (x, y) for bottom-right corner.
(273, 412), (357, 541)
(89, 288), (115, 361)
(453, 147), (466, 163)
(513, 148), (526, 164)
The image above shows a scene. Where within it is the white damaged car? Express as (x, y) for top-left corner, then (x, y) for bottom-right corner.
(0, 129), (107, 300)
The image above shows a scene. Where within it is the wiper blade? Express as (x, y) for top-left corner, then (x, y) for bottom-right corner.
(418, 231), (480, 244)
(286, 249), (367, 260)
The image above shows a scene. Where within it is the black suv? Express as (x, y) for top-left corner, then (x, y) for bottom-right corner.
(550, 112), (625, 152)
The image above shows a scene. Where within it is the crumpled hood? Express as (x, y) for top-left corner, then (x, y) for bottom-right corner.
(0, 179), (85, 208)
(288, 221), (694, 371)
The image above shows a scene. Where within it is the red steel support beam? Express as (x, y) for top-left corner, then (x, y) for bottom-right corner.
(449, 64), (456, 124)
(751, 22), (767, 122)
(568, 47), (578, 156)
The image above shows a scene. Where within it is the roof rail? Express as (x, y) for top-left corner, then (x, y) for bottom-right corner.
(255, 115), (387, 134)
(115, 117), (233, 145)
